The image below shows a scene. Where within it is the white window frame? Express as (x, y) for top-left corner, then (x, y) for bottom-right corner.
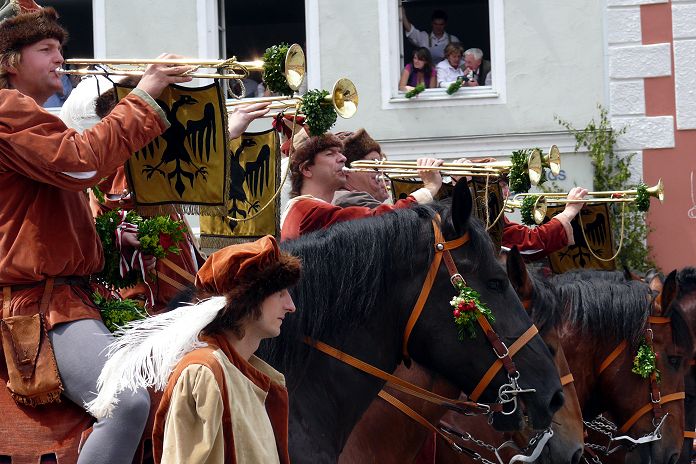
(377, 0), (506, 109)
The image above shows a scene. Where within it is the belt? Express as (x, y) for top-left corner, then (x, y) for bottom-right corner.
(6, 276), (89, 293)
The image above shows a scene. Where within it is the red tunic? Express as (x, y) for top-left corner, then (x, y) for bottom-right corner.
(280, 195), (420, 241)
(501, 217), (569, 261)
(0, 88), (168, 328)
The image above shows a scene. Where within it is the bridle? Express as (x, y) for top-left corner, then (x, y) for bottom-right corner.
(304, 216), (549, 457)
(584, 302), (685, 456)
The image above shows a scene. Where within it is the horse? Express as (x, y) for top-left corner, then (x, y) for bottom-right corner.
(432, 247), (584, 464)
(552, 271), (693, 464)
(261, 181), (564, 463)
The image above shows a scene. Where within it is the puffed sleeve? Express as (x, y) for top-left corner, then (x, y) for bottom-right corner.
(160, 365), (226, 464)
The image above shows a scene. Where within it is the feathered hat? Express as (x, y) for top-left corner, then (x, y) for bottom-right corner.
(0, 0), (68, 55)
(86, 235), (301, 419)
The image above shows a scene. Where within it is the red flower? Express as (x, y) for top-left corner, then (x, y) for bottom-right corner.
(159, 232), (173, 250)
(453, 309), (461, 318)
(458, 302), (465, 310)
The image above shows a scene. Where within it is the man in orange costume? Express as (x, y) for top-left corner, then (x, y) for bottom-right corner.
(0, 1), (266, 461)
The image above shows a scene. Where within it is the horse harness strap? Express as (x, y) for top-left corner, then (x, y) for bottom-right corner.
(305, 337), (500, 414)
(401, 221), (469, 361)
(560, 374), (574, 386)
(684, 431), (696, 439)
(595, 313), (684, 437)
(469, 324), (538, 402)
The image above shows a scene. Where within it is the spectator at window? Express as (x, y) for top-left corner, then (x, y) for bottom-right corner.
(399, 47), (437, 91)
(436, 43), (465, 87)
(401, 8), (460, 64)
(462, 48), (491, 87)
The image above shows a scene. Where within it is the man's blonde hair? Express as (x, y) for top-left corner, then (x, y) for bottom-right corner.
(0, 50), (21, 89)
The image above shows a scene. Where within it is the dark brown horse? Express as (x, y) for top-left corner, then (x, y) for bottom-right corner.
(339, 247), (584, 464)
(554, 271), (693, 464)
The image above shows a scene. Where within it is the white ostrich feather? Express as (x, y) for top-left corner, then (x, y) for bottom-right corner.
(86, 296), (227, 419)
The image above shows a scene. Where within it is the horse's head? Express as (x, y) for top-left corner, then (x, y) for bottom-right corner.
(406, 181), (563, 432)
(556, 274), (692, 464)
(504, 248), (584, 464)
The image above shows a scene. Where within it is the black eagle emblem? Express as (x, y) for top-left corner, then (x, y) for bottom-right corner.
(227, 138), (272, 224)
(136, 94), (217, 197)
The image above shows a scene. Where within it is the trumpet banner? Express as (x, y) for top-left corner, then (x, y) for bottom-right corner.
(200, 129), (280, 249)
(545, 203), (616, 273)
(469, 178), (504, 251)
(116, 82), (228, 215)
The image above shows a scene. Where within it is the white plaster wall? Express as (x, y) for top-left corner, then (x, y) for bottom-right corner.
(673, 1), (696, 130)
(101, 0), (200, 57)
(316, 0), (606, 141)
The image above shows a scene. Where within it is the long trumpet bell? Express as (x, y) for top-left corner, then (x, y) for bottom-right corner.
(59, 43), (306, 90)
(227, 78), (359, 119)
(508, 179), (665, 225)
(544, 145), (561, 176)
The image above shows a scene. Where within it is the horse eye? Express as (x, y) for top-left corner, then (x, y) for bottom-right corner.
(668, 356), (683, 369)
(486, 279), (504, 292)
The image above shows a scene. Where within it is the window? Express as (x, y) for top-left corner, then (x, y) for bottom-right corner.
(378, 0), (506, 109)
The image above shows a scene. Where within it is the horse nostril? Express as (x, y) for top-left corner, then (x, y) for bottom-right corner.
(548, 389), (564, 414)
(571, 448), (583, 464)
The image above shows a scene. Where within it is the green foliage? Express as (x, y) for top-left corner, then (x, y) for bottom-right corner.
(95, 210), (185, 289)
(300, 89), (337, 136)
(509, 149), (546, 193)
(555, 105), (655, 272)
(635, 183), (650, 212)
(632, 340), (660, 381)
(450, 281), (495, 339)
(262, 43), (294, 96)
(521, 195), (539, 226)
(91, 184), (105, 204)
(92, 292), (146, 333)
(446, 78), (463, 95)
(405, 83), (426, 99)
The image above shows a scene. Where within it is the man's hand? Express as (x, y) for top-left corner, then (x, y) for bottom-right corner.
(136, 53), (196, 99)
(120, 230), (157, 272)
(228, 102), (271, 139)
(417, 157), (443, 198)
(560, 187), (589, 219)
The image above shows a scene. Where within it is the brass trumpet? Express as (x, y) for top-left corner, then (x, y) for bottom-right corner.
(346, 148), (550, 183)
(507, 179), (665, 224)
(227, 78), (359, 119)
(58, 43), (306, 90)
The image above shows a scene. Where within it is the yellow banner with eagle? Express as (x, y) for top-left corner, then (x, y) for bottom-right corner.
(116, 82), (228, 215)
(200, 128), (280, 250)
(545, 203), (616, 272)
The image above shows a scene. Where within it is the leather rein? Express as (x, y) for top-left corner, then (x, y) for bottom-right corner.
(304, 216), (544, 451)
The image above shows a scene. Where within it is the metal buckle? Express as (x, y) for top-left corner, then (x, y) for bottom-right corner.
(651, 391), (661, 404)
(450, 273), (465, 286)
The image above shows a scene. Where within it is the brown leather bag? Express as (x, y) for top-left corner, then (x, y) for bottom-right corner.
(1, 281), (63, 406)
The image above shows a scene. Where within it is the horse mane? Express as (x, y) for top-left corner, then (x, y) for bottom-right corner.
(677, 266), (696, 292)
(556, 269), (627, 282)
(261, 199), (495, 373)
(528, 272), (562, 336)
(550, 277), (652, 345)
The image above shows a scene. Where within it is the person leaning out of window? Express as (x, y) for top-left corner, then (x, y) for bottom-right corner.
(399, 47), (437, 92)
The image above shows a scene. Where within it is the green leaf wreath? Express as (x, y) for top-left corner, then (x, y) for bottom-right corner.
(262, 43), (294, 96)
(95, 210), (185, 289)
(520, 195), (540, 226)
(300, 89), (337, 136)
(450, 281), (495, 340)
(405, 83), (426, 99)
(635, 183), (650, 212)
(509, 149), (547, 193)
(632, 340), (660, 381)
(92, 292), (146, 333)
(446, 78), (463, 95)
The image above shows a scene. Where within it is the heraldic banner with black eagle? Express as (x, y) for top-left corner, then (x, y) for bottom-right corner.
(544, 203), (616, 272)
(116, 82), (228, 215)
(200, 128), (280, 250)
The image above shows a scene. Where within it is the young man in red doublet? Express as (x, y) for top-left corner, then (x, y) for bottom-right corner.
(280, 128), (444, 240)
(0, 1), (267, 461)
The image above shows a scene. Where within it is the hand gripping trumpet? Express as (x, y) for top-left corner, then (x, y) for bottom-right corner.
(506, 179), (665, 226)
(58, 43), (306, 92)
(227, 78), (359, 135)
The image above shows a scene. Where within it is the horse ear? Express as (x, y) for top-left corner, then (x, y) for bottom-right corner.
(659, 270), (678, 316)
(506, 247), (533, 309)
(451, 180), (473, 235)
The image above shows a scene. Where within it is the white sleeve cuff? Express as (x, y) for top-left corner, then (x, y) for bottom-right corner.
(411, 187), (434, 205)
